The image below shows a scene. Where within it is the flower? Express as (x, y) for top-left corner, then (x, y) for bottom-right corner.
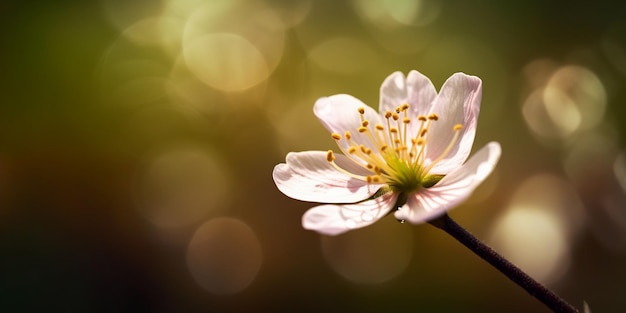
(273, 71), (501, 235)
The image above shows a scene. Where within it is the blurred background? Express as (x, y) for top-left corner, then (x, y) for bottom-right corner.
(1, 0), (625, 312)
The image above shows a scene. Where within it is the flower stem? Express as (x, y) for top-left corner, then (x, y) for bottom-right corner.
(428, 213), (578, 313)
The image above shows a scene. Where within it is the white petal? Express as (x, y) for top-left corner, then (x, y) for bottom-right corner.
(303, 192), (398, 235)
(425, 73), (482, 174)
(406, 71), (437, 116)
(380, 71), (437, 141)
(273, 151), (383, 203)
(395, 142), (501, 224)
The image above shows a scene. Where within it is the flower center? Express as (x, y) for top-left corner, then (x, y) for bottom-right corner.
(326, 104), (462, 193)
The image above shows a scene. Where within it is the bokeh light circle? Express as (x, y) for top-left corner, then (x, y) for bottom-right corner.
(180, 0), (286, 92)
(522, 65), (606, 139)
(183, 33), (269, 92)
(135, 148), (230, 229)
(320, 217), (413, 285)
(489, 206), (570, 285)
(187, 217), (263, 295)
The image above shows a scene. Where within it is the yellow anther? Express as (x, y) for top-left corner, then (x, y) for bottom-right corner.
(428, 113), (439, 121)
(392, 113), (399, 120)
(366, 176), (373, 183)
(420, 129), (428, 137)
(345, 131), (352, 140)
(331, 133), (341, 140)
(375, 124), (385, 131)
(362, 120), (369, 127)
(385, 111), (392, 118)
(348, 146), (357, 154)
(418, 115), (427, 121)
(326, 150), (335, 162)
(453, 124), (463, 131)
(366, 164), (374, 169)
(380, 145), (388, 151)
(395, 107), (401, 113)
(358, 126), (367, 133)
(358, 107), (365, 114)
(371, 176), (381, 183)
(401, 103), (409, 111)
(417, 138), (425, 145)
(394, 139), (401, 145)
(402, 117), (411, 124)
(360, 145), (367, 153)
(390, 127), (398, 133)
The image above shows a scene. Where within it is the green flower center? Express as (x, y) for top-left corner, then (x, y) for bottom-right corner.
(325, 104), (461, 193)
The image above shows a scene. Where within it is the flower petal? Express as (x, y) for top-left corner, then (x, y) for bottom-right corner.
(302, 192), (398, 235)
(273, 151), (383, 203)
(314, 94), (382, 152)
(394, 142), (501, 224)
(380, 70), (437, 116)
(425, 73), (482, 174)
(380, 71), (438, 142)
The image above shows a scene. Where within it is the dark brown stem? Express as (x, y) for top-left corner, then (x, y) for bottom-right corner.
(428, 213), (578, 313)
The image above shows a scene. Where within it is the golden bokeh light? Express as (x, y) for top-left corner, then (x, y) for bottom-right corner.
(320, 217), (413, 285)
(522, 65), (606, 140)
(351, 0), (442, 29)
(615, 152), (626, 193)
(135, 148), (231, 229)
(187, 217), (263, 295)
(489, 206), (570, 285)
(120, 16), (185, 56)
(183, 32), (270, 92)
(509, 173), (586, 239)
(180, 0), (286, 92)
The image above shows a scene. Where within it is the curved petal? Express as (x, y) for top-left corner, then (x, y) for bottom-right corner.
(273, 151), (383, 203)
(394, 142), (501, 224)
(380, 71), (438, 141)
(314, 94), (382, 152)
(425, 73), (482, 174)
(303, 192), (398, 235)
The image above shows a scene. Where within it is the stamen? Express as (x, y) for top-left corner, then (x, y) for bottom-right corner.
(328, 102), (462, 191)
(326, 150), (335, 162)
(422, 124), (464, 174)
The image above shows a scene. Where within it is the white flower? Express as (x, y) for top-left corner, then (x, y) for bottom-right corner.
(273, 71), (501, 235)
